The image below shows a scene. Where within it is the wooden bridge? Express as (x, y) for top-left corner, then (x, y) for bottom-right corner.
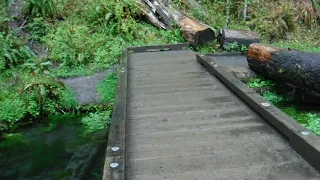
(102, 44), (320, 180)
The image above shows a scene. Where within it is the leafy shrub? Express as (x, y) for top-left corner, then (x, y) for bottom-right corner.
(306, 113), (320, 135)
(20, 76), (77, 114)
(0, 32), (35, 70)
(23, 60), (53, 76)
(295, 0), (317, 28)
(272, 27), (320, 53)
(26, 17), (51, 43)
(0, 94), (27, 128)
(23, 0), (57, 18)
(247, 78), (276, 88)
(263, 91), (284, 104)
(45, 23), (122, 70)
(250, 1), (296, 41)
(0, 1), (8, 32)
(97, 73), (118, 104)
(81, 110), (111, 136)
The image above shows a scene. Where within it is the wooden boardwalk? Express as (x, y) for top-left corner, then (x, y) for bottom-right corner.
(103, 44), (320, 180)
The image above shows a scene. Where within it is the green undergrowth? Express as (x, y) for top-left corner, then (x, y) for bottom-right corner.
(181, 0), (320, 53)
(281, 106), (320, 136)
(80, 72), (118, 136)
(1, 0), (319, 134)
(247, 77), (276, 89)
(43, 73), (118, 135)
(0, 0), (184, 132)
(247, 77), (320, 135)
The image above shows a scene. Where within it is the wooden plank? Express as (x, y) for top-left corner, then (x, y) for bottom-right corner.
(197, 53), (320, 173)
(102, 48), (128, 180)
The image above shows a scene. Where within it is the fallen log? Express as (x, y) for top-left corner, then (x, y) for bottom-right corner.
(135, 0), (168, 29)
(218, 29), (260, 49)
(247, 43), (320, 93)
(142, 0), (215, 45)
(177, 14), (215, 46)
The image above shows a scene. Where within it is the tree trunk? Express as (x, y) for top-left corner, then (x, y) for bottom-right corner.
(226, 0), (230, 27)
(135, 0), (168, 29)
(142, 0), (215, 45)
(218, 28), (260, 49)
(243, 0), (248, 21)
(247, 43), (320, 93)
(177, 15), (215, 46)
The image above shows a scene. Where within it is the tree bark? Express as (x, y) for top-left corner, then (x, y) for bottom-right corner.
(139, 0), (215, 45)
(243, 0), (248, 21)
(218, 28), (260, 49)
(177, 15), (215, 45)
(226, 0), (230, 27)
(247, 43), (320, 93)
(135, 0), (168, 29)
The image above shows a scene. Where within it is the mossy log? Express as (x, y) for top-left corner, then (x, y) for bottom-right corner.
(247, 43), (320, 93)
(218, 29), (260, 49)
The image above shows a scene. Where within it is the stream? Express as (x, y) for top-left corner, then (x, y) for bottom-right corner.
(0, 115), (107, 180)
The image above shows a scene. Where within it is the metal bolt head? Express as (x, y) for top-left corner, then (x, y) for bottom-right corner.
(111, 146), (120, 152)
(301, 131), (310, 136)
(214, 64), (218, 67)
(110, 163), (119, 168)
(261, 102), (270, 107)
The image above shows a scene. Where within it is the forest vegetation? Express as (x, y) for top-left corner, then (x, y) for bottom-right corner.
(0, 0), (319, 134)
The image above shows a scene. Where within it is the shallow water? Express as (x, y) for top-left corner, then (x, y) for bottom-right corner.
(0, 116), (106, 180)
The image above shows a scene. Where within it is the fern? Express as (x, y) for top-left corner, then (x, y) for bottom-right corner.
(23, 0), (57, 18)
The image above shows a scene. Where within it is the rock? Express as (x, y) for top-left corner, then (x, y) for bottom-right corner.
(59, 66), (118, 105)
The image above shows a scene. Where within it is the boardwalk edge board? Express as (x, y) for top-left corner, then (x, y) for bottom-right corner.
(197, 53), (320, 172)
(102, 43), (190, 180)
(127, 43), (189, 53)
(204, 52), (246, 57)
(102, 47), (128, 180)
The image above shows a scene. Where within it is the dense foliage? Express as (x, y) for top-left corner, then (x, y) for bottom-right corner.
(247, 77), (320, 135)
(0, 0), (184, 132)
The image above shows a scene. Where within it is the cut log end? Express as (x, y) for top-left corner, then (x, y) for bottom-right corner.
(247, 43), (282, 63)
(195, 28), (215, 44)
(179, 17), (215, 46)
